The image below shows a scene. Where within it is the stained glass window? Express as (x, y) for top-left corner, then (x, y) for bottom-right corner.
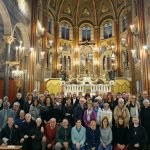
(82, 26), (91, 41)
(104, 23), (112, 39)
(61, 23), (70, 40)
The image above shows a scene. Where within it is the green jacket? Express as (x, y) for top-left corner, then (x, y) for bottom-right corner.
(56, 126), (71, 144)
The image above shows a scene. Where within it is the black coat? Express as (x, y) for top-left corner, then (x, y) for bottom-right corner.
(140, 107), (150, 144)
(30, 126), (43, 150)
(10, 98), (25, 109)
(73, 104), (86, 123)
(19, 120), (35, 150)
(128, 125), (147, 148)
(112, 125), (128, 145)
(0, 124), (19, 145)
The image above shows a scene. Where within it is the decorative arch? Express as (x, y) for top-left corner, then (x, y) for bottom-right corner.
(12, 23), (30, 49)
(0, 0), (12, 35)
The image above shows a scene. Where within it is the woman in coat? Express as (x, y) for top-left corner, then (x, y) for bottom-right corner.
(30, 118), (44, 150)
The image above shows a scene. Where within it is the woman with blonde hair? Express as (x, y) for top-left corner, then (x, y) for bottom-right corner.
(126, 95), (140, 124)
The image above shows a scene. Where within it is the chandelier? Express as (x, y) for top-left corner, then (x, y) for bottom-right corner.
(12, 66), (23, 79)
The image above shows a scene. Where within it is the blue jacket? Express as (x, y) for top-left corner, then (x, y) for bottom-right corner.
(71, 125), (86, 147)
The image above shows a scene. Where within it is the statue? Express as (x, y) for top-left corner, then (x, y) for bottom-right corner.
(108, 69), (115, 80)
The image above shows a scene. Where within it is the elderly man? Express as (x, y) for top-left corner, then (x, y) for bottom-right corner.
(0, 101), (14, 130)
(0, 117), (19, 145)
(128, 116), (147, 150)
(42, 118), (57, 150)
(139, 90), (149, 108)
(114, 98), (130, 127)
(20, 113), (35, 150)
(73, 97), (86, 125)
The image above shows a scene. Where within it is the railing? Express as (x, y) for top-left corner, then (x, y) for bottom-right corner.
(63, 84), (112, 95)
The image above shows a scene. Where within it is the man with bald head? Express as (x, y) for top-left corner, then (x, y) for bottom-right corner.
(42, 118), (57, 150)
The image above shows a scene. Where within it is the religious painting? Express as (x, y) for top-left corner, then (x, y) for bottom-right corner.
(101, 4), (109, 14)
(80, 46), (93, 75)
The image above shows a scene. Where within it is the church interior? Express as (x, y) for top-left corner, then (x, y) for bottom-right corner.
(0, 0), (150, 100)
(1, 1), (150, 150)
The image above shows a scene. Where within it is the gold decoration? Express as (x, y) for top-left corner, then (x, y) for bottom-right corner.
(3, 36), (14, 44)
(101, 4), (109, 13)
(114, 78), (131, 94)
(82, 8), (90, 17)
(64, 5), (71, 15)
(46, 79), (62, 94)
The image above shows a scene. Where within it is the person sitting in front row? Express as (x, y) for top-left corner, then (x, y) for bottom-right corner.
(55, 118), (71, 150)
(42, 118), (57, 150)
(128, 116), (147, 150)
(71, 119), (86, 150)
(0, 117), (19, 145)
(86, 119), (100, 150)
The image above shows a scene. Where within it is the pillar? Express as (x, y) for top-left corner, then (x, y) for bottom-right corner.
(54, 22), (60, 77)
(114, 19), (121, 77)
(28, 0), (38, 92)
(126, 6), (137, 94)
(3, 36), (14, 96)
(73, 26), (79, 77)
(137, 0), (150, 95)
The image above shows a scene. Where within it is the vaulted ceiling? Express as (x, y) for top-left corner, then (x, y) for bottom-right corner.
(47, 0), (129, 26)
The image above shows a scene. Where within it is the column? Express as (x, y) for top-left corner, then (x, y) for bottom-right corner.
(40, 5), (48, 93)
(126, 6), (137, 94)
(137, 0), (150, 95)
(3, 36), (14, 96)
(114, 19), (121, 77)
(94, 26), (100, 76)
(54, 21), (60, 77)
(73, 26), (79, 77)
(28, 0), (38, 92)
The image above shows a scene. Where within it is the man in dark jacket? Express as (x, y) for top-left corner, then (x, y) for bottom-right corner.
(86, 119), (100, 150)
(19, 113), (35, 150)
(0, 117), (19, 145)
(55, 118), (71, 150)
(73, 98), (86, 125)
(10, 93), (24, 109)
(128, 116), (147, 150)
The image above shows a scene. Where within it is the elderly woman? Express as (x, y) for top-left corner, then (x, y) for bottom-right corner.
(114, 98), (130, 127)
(83, 101), (96, 127)
(140, 99), (150, 149)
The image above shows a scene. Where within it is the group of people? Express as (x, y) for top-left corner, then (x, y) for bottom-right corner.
(0, 89), (150, 150)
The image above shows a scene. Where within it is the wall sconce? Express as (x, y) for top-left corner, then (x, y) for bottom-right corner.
(40, 51), (45, 60)
(49, 40), (53, 47)
(130, 24), (139, 36)
(30, 47), (34, 52)
(37, 20), (45, 37)
(143, 45), (150, 54)
(131, 49), (136, 58)
(75, 47), (79, 52)
(12, 66), (23, 79)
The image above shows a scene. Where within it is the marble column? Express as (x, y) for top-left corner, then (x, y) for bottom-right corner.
(3, 36), (14, 96)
